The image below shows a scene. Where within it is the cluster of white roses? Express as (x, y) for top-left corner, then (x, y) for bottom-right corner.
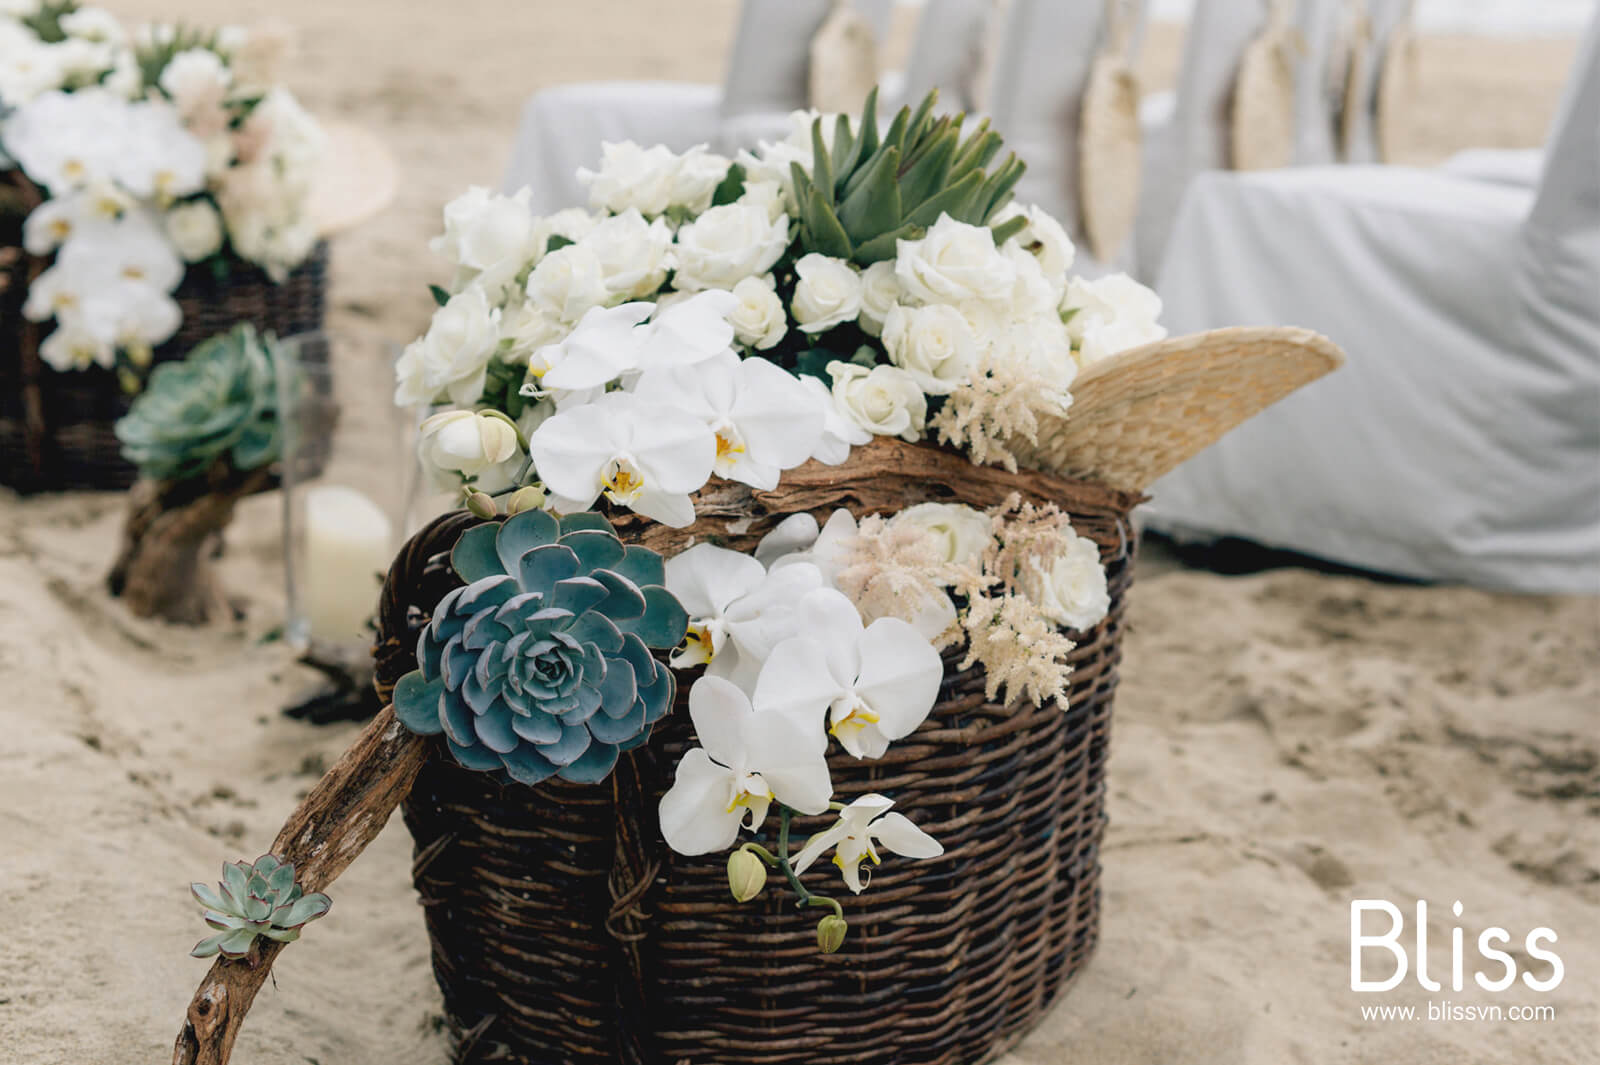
(398, 110), (1167, 517)
(1, 6), (322, 372)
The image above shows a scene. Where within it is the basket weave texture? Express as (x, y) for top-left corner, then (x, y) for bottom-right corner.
(374, 443), (1142, 1065)
(0, 219), (329, 493)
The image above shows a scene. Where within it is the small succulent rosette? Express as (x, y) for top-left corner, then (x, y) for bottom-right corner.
(388, 86), (1152, 951)
(190, 855), (330, 960)
(392, 510), (687, 786)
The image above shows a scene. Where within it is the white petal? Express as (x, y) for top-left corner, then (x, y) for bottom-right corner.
(835, 836), (870, 893)
(658, 748), (743, 856)
(852, 617), (944, 743)
(641, 290), (739, 367)
(526, 404), (614, 503)
(751, 636), (840, 754)
(755, 513), (820, 568)
(630, 487), (698, 528)
(630, 404), (717, 493)
(722, 454), (781, 492)
(538, 302), (653, 391)
(730, 358), (826, 470)
(841, 793), (895, 827)
(790, 823), (848, 877)
(743, 711), (833, 815)
(666, 543), (767, 618)
(797, 588), (865, 685)
(687, 675), (752, 770)
(870, 812), (944, 860)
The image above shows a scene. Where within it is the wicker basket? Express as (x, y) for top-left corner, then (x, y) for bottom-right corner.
(372, 441), (1141, 1065)
(0, 184), (329, 493)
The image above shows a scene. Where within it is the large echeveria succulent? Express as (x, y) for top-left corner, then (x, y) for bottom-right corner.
(114, 324), (281, 482)
(394, 509), (688, 785)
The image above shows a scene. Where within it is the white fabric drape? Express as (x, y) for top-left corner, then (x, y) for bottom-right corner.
(1143, 14), (1600, 593)
(897, 0), (996, 111)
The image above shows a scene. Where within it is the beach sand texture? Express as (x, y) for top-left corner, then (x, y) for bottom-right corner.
(1, 4), (1594, 1064)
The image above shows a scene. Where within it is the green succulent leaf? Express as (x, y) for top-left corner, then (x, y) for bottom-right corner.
(191, 855), (328, 961)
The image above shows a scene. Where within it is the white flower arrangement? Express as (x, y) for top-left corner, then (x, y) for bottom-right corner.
(1, 5), (323, 375)
(396, 89), (1160, 948)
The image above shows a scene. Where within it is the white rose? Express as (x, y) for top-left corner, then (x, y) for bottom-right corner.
(798, 373), (870, 465)
(671, 202), (789, 292)
(670, 144), (732, 215)
(164, 200), (223, 261)
(894, 213), (1016, 306)
(417, 409), (522, 489)
(1023, 533), (1110, 631)
(891, 503), (992, 571)
(157, 48), (231, 137)
(393, 287), (502, 407)
(728, 274), (787, 350)
(790, 253), (863, 334)
(524, 242), (608, 322)
(544, 206), (600, 243)
(499, 300), (566, 364)
(1061, 273), (1167, 366)
(59, 7), (124, 44)
(431, 186), (537, 294)
(857, 260), (900, 336)
(826, 361), (927, 442)
(881, 304), (977, 395)
(578, 208), (673, 301)
(1005, 244), (1063, 317)
(994, 202), (1075, 282)
(577, 141), (680, 217)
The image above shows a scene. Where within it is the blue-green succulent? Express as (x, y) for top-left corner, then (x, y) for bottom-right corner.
(115, 324), (281, 482)
(393, 509), (688, 786)
(190, 855), (330, 960)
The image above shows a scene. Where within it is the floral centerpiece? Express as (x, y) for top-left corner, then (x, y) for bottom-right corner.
(0, 2), (327, 492)
(171, 89), (1343, 1065)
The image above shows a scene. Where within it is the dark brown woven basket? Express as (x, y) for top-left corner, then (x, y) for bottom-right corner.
(0, 186), (329, 493)
(373, 441), (1141, 1065)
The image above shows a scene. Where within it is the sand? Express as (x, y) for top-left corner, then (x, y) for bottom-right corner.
(1, 5), (1593, 1064)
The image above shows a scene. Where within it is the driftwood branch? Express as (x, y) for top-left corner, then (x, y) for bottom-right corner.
(107, 464), (274, 625)
(171, 707), (429, 1065)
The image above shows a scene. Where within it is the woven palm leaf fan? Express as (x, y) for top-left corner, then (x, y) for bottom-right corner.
(1230, 0), (1300, 172)
(1079, 0), (1143, 262)
(809, 0), (880, 115)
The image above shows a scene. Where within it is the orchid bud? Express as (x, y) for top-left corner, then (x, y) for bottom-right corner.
(727, 850), (767, 903)
(464, 490), (497, 519)
(126, 343), (154, 368)
(117, 368), (142, 395)
(505, 485), (546, 516)
(816, 914), (848, 954)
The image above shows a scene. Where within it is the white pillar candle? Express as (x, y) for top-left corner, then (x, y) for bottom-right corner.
(299, 484), (395, 645)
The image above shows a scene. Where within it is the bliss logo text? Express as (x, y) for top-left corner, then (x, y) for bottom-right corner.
(1350, 900), (1564, 993)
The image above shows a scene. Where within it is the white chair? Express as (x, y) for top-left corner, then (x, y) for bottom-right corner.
(1142, 13), (1600, 593)
(1134, 0), (1272, 282)
(501, 0), (892, 212)
(896, 0), (995, 113)
(1341, 0), (1414, 164)
(1439, 148), (1544, 189)
(1292, 0), (1351, 165)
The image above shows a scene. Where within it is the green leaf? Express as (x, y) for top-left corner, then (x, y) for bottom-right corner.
(978, 155), (1028, 220)
(898, 126), (958, 209)
(711, 162), (746, 206)
(809, 117), (834, 200)
(429, 284), (450, 307)
(546, 234), (574, 253)
(801, 186), (855, 260)
(989, 214), (1029, 247)
(905, 169), (984, 228)
(952, 122), (1002, 176)
(837, 145), (902, 242)
(853, 86), (882, 161)
(829, 113), (856, 192)
(851, 223), (924, 265)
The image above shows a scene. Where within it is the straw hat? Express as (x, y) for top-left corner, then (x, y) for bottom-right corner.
(308, 120), (399, 237)
(1010, 326), (1346, 493)
(1230, 1), (1298, 172)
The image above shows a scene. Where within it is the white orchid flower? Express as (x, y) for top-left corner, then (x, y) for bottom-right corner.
(754, 588), (943, 759)
(753, 512), (820, 568)
(536, 290), (738, 393)
(632, 350), (823, 491)
(770, 507), (857, 585)
(658, 676), (834, 856)
(792, 793), (944, 893)
(665, 543), (767, 668)
(527, 390), (715, 527)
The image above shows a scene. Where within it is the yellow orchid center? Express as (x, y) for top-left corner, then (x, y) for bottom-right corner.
(714, 429), (744, 462)
(122, 265), (146, 281)
(601, 456), (645, 504)
(62, 159), (86, 181)
(829, 704), (880, 739)
(48, 218), (71, 240)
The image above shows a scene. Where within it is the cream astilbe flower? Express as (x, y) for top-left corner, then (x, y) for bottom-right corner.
(931, 328), (1075, 472)
(958, 592), (1078, 707)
